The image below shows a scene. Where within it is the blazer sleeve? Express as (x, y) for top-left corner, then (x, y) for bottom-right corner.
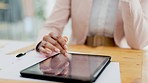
(37, 0), (71, 42)
(120, 0), (148, 49)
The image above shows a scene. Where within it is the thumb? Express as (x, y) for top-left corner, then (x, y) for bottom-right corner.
(63, 36), (68, 42)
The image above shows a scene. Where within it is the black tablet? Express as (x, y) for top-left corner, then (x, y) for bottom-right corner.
(20, 53), (111, 83)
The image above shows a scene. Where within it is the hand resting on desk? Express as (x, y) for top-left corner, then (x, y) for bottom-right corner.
(36, 32), (68, 57)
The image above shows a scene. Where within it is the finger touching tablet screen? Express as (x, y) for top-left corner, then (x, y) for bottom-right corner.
(20, 53), (111, 83)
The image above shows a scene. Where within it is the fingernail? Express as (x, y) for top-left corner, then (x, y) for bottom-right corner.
(64, 45), (68, 49)
(46, 49), (52, 54)
(55, 48), (60, 52)
(65, 50), (68, 53)
(47, 51), (52, 54)
(64, 53), (69, 57)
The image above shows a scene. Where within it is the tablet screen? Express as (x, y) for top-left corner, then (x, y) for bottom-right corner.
(20, 53), (111, 83)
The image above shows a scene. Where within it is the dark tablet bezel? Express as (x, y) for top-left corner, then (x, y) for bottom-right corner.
(20, 53), (111, 83)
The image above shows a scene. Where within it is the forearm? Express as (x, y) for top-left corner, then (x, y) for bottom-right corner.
(36, 0), (71, 43)
(120, 0), (148, 49)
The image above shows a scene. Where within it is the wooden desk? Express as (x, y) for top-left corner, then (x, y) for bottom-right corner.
(68, 45), (143, 83)
(0, 44), (146, 83)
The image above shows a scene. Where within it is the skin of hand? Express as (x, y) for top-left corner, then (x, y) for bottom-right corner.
(38, 32), (68, 57)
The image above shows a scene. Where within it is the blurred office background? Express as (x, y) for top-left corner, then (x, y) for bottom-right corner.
(0, 0), (71, 41)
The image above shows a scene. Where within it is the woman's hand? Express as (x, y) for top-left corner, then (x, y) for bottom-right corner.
(37, 32), (68, 57)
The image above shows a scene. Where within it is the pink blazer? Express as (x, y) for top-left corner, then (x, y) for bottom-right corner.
(38, 0), (148, 49)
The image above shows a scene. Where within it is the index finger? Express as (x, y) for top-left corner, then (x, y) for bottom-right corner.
(49, 33), (67, 50)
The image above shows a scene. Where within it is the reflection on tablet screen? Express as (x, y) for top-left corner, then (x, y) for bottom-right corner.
(21, 53), (110, 82)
